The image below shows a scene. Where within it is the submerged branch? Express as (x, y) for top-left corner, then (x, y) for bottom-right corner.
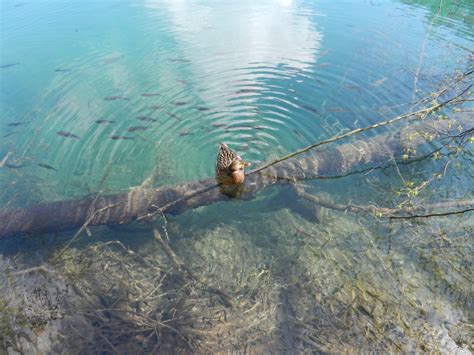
(250, 78), (472, 174)
(150, 221), (233, 308)
(295, 187), (474, 220)
(0, 80), (471, 238)
(51, 202), (121, 263)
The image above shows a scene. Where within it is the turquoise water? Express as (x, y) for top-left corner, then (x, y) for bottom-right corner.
(1, 0), (472, 200)
(1, 0), (473, 352)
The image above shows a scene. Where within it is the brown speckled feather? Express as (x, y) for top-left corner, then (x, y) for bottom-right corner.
(215, 143), (248, 185)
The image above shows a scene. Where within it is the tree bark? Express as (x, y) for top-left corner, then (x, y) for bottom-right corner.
(0, 116), (470, 238)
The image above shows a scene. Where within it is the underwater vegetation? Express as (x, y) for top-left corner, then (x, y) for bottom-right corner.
(1, 0), (473, 352)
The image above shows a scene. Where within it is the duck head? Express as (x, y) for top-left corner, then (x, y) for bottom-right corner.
(228, 159), (251, 184)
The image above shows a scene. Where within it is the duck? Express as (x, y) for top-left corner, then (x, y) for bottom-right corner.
(215, 143), (251, 185)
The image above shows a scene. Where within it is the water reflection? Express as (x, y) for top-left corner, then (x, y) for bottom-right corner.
(0, 0), (473, 352)
(144, 1), (324, 176)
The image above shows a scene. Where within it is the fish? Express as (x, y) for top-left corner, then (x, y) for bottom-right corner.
(167, 58), (190, 63)
(95, 119), (115, 124)
(344, 84), (363, 94)
(167, 112), (181, 121)
(141, 93), (160, 97)
(3, 131), (20, 138)
(7, 122), (28, 126)
(179, 130), (191, 136)
(293, 128), (305, 139)
(125, 126), (148, 132)
(300, 104), (319, 115)
(235, 88), (258, 94)
(0, 63), (19, 69)
(54, 68), (71, 72)
(104, 96), (129, 101)
(196, 107), (210, 111)
(38, 163), (57, 171)
(177, 79), (188, 85)
(110, 135), (134, 140)
(57, 131), (80, 139)
(5, 162), (25, 169)
(319, 49), (331, 56)
(147, 105), (162, 110)
(371, 77), (387, 86)
(173, 101), (188, 106)
(136, 116), (157, 122)
(327, 107), (349, 113)
(103, 55), (123, 64)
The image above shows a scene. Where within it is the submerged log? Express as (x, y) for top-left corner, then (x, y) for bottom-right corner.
(0, 115), (471, 238)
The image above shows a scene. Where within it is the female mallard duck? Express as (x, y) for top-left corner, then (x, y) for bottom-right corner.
(215, 143), (251, 185)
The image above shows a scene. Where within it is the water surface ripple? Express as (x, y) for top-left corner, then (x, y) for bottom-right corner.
(1, 0), (473, 199)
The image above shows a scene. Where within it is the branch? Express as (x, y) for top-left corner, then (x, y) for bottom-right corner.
(389, 207), (474, 219)
(250, 80), (472, 175)
(411, 0), (443, 104)
(52, 202), (121, 263)
(149, 221), (233, 308)
(295, 187), (474, 220)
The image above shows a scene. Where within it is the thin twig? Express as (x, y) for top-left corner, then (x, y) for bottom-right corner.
(52, 203), (120, 263)
(250, 82), (471, 175)
(295, 187), (474, 219)
(389, 207), (474, 219)
(148, 221), (233, 308)
(411, 0), (443, 104)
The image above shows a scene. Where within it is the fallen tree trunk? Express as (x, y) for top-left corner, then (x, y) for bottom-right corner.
(0, 114), (471, 238)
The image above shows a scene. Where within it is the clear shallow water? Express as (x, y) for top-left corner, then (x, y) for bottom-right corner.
(1, 0), (472, 198)
(0, 0), (473, 352)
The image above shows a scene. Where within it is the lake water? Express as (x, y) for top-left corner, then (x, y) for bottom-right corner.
(0, 0), (473, 353)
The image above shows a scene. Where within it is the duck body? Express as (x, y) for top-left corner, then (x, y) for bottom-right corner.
(215, 143), (250, 185)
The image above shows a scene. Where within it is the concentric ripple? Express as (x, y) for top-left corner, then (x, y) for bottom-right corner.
(1, 0), (473, 203)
